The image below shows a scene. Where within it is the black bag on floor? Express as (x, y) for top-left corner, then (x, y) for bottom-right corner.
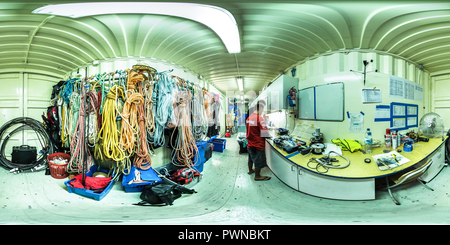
(134, 176), (197, 206)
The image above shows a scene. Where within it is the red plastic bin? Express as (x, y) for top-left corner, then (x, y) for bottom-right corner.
(47, 153), (71, 179)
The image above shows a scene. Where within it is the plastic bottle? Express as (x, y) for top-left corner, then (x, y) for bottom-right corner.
(392, 130), (397, 150)
(364, 128), (373, 154)
(397, 130), (401, 147)
(385, 128), (391, 151)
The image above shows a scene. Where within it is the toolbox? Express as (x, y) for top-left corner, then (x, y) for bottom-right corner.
(12, 145), (37, 164)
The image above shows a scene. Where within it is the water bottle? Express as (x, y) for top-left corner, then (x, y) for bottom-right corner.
(364, 128), (373, 154)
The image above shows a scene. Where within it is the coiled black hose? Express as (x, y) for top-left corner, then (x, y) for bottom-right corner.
(0, 117), (55, 174)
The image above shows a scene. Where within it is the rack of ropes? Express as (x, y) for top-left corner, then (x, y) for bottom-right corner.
(50, 63), (220, 181)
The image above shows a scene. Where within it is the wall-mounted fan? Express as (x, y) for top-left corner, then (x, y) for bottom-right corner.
(418, 112), (445, 140)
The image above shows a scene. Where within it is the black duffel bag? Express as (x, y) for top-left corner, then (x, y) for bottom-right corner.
(133, 176), (196, 206)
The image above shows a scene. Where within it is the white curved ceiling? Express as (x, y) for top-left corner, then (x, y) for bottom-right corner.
(0, 1), (449, 95)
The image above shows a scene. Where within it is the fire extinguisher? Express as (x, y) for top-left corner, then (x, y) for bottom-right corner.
(287, 87), (296, 107)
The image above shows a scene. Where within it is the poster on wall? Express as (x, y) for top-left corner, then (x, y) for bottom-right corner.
(389, 75), (423, 102)
(348, 112), (364, 134)
(362, 89), (382, 103)
(374, 105), (390, 122)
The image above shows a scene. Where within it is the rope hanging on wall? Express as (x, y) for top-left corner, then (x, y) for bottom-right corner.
(98, 85), (126, 162)
(49, 63), (223, 181)
(171, 89), (199, 168)
(68, 81), (93, 173)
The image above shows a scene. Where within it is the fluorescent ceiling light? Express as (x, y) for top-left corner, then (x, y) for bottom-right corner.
(32, 2), (241, 53)
(237, 77), (243, 91)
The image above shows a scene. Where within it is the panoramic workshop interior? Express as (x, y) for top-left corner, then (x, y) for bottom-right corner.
(1, 0), (450, 225)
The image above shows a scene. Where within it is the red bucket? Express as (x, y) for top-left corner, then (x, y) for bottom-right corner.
(47, 153), (71, 179)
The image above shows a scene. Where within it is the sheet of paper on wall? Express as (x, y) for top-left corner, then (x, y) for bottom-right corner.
(349, 113), (364, 134)
(407, 105), (417, 116)
(389, 75), (423, 102)
(392, 118), (406, 128)
(374, 105), (390, 122)
(414, 83), (423, 102)
(389, 75), (404, 99)
(407, 117), (417, 127)
(392, 104), (406, 116)
(362, 89), (382, 103)
(372, 151), (410, 171)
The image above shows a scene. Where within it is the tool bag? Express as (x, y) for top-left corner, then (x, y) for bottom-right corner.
(169, 167), (200, 185)
(134, 177), (196, 206)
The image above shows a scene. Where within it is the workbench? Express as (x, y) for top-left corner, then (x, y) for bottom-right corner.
(265, 136), (447, 200)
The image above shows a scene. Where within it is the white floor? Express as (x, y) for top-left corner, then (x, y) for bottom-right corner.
(1, 136), (450, 225)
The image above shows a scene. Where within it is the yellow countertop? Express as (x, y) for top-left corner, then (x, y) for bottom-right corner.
(266, 136), (447, 179)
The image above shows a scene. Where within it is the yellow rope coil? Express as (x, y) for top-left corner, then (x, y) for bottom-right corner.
(98, 85), (126, 162)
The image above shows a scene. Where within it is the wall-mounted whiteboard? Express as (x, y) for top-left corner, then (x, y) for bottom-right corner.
(298, 87), (315, 119)
(298, 82), (344, 121)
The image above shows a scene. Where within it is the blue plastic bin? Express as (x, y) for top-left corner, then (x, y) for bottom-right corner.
(64, 165), (115, 201)
(192, 141), (207, 172)
(208, 135), (226, 153)
(121, 165), (162, 193)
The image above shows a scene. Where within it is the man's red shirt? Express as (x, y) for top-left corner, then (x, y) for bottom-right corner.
(246, 113), (268, 151)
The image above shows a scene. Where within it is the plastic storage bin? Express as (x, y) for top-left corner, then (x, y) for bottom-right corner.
(64, 165), (115, 201)
(208, 135), (226, 152)
(122, 165), (162, 193)
(192, 141), (207, 172)
(205, 143), (213, 162)
(48, 153), (71, 179)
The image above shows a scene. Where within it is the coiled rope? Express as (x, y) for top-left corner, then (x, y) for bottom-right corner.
(133, 80), (152, 170)
(97, 85), (126, 162)
(68, 82), (93, 173)
(0, 117), (55, 174)
(192, 84), (207, 142)
(171, 90), (199, 168)
(160, 72), (175, 143)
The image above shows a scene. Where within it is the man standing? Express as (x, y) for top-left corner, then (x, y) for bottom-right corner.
(246, 100), (271, 181)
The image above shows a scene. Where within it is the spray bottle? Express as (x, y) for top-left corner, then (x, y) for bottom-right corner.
(385, 128), (391, 152)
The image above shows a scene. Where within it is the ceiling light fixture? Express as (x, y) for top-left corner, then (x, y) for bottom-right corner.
(32, 2), (240, 53)
(237, 77), (243, 91)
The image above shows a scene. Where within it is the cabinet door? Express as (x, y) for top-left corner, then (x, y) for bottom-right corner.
(298, 169), (375, 200)
(265, 142), (299, 190)
(421, 144), (445, 183)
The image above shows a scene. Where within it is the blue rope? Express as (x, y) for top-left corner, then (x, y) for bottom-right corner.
(60, 78), (79, 106)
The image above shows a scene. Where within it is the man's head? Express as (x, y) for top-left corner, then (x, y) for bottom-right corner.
(256, 100), (266, 114)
